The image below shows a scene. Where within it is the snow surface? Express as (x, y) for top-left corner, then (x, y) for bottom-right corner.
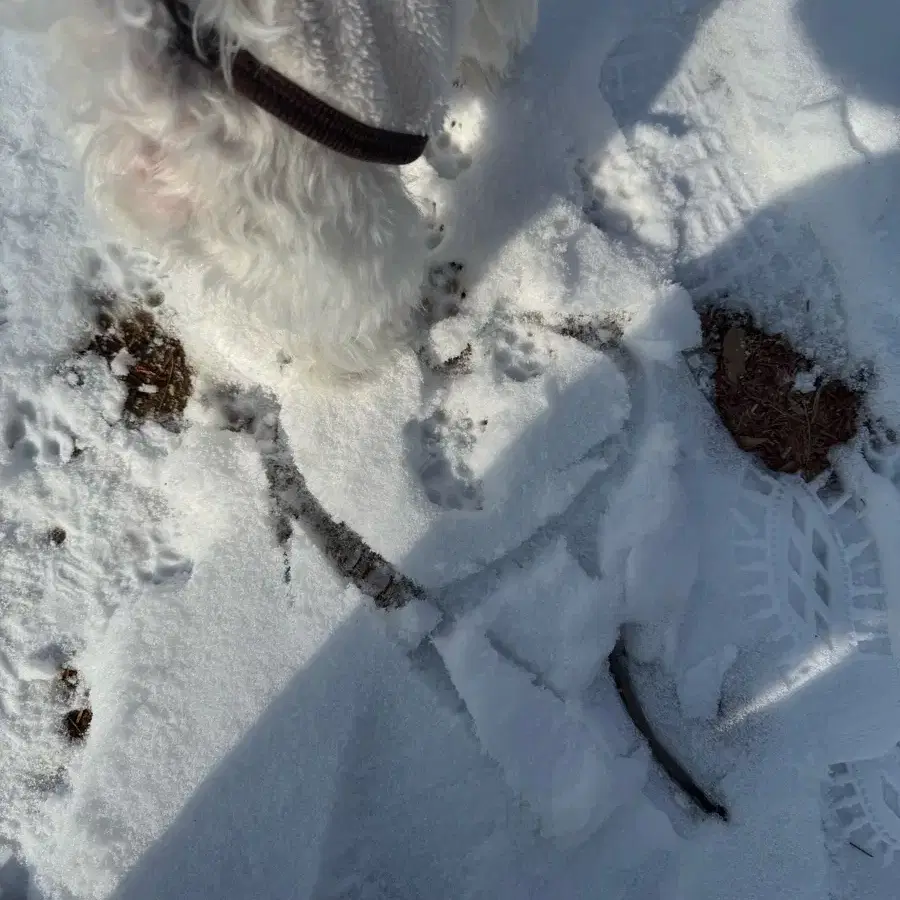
(5, 0), (900, 897)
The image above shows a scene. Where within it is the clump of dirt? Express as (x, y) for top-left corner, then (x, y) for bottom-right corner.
(62, 708), (93, 742)
(555, 313), (624, 350)
(57, 666), (92, 743)
(47, 526), (67, 547)
(701, 307), (862, 479)
(85, 307), (193, 429)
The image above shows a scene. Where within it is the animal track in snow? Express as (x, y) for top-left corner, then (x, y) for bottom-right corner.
(422, 261), (467, 325)
(409, 305), (570, 510)
(407, 409), (485, 511)
(575, 156), (634, 236)
(79, 243), (167, 310)
(125, 528), (194, 586)
(419, 261), (474, 373)
(487, 314), (549, 382)
(426, 116), (472, 180)
(424, 201), (447, 251)
(572, 151), (679, 258)
(2, 395), (76, 476)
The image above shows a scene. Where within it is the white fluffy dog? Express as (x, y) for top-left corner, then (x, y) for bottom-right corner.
(20, 0), (539, 376)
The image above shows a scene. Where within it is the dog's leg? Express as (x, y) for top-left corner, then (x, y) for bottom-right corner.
(461, 0), (540, 79)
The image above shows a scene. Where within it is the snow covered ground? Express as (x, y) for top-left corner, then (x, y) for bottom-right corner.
(3, 0), (900, 896)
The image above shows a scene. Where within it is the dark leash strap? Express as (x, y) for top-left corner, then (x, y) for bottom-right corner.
(159, 0), (428, 166)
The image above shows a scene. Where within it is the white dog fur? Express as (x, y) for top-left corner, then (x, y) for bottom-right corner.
(16, 0), (539, 377)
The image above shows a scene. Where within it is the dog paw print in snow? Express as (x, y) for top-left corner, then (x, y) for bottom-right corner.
(488, 313), (551, 382)
(419, 261), (477, 373)
(2, 395), (76, 477)
(863, 423), (900, 491)
(408, 409), (486, 511)
(427, 129), (472, 180)
(422, 261), (468, 324)
(426, 97), (485, 181)
(409, 307), (626, 517)
(423, 291), (550, 382)
(80, 243), (167, 310)
(572, 141), (679, 258)
(0, 630), (88, 745)
(425, 201), (447, 251)
(125, 527), (193, 586)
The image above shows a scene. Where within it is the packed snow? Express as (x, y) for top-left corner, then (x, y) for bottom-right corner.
(4, 0), (900, 897)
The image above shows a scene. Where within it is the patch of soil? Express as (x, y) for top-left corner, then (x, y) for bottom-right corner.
(701, 308), (862, 479)
(62, 708), (92, 742)
(57, 665), (92, 742)
(555, 313), (624, 350)
(85, 307), (193, 429)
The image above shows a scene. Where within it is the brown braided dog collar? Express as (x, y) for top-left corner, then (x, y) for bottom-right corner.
(159, 0), (428, 166)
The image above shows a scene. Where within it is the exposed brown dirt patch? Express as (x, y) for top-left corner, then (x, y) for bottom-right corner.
(701, 308), (862, 479)
(85, 307), (193, 429)
(62, 708), (93, 742)
(58, 666), (92, 743)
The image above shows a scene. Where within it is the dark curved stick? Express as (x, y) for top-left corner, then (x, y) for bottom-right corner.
(608, 635), (729, 821)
